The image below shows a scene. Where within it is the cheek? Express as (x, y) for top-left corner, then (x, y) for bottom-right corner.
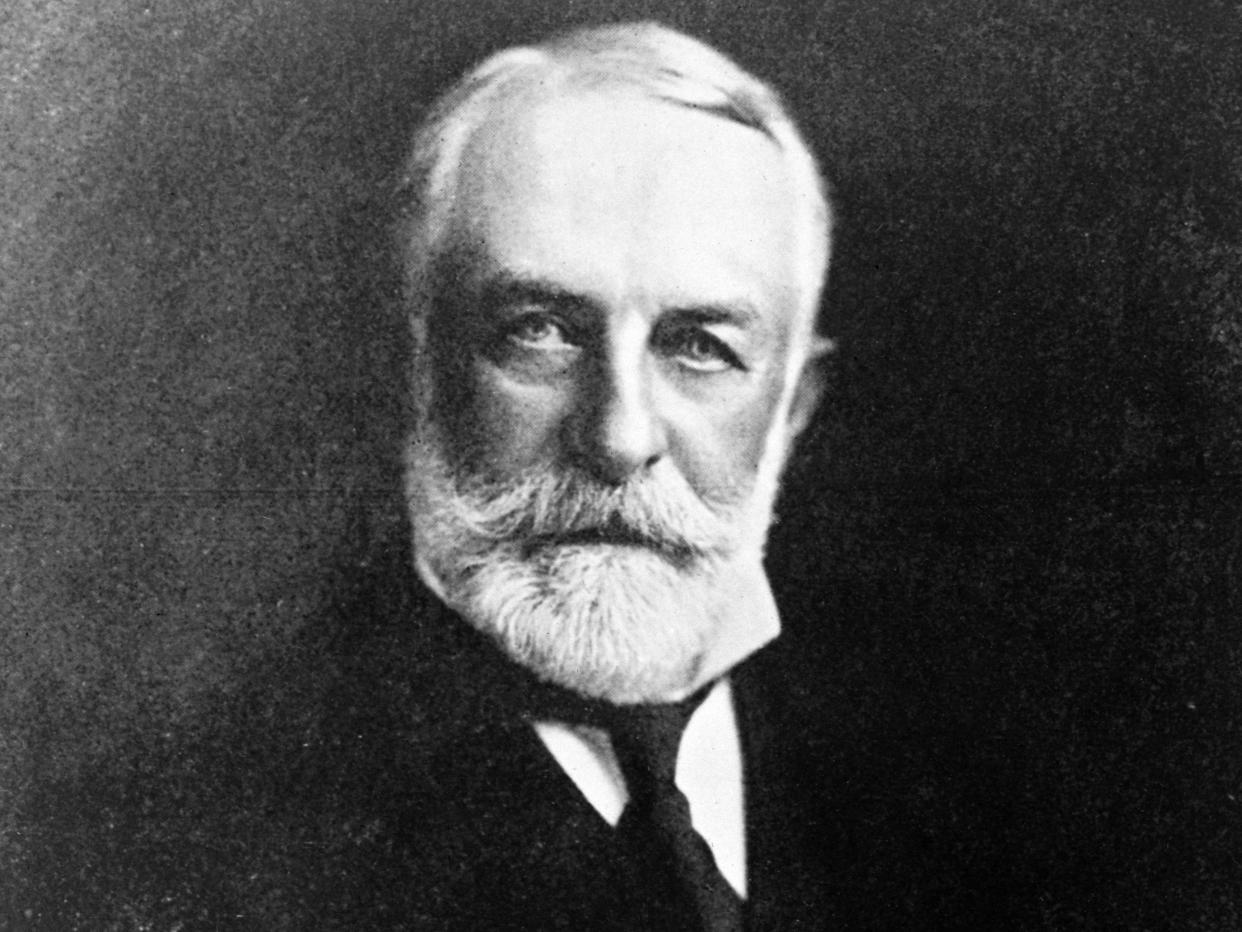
(445, 363), (568, 474)
(671, 373), (788, 501)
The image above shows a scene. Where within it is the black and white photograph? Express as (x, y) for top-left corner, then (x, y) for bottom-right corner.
(2, 2), (1239, 928)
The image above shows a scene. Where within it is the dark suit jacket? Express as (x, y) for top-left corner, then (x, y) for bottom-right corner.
(263, 582), (842, 930)
(11, 542), (1018, 930)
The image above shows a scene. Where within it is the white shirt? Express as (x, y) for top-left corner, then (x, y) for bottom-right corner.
(419, 548), (781, 900)
(533, 677), (748, 897)
(528, 558), (781, 900)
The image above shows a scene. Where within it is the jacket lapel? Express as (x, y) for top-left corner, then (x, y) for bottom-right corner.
(735, 649), (837, 930)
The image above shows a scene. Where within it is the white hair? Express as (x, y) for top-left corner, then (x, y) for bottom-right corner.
(396, 21), (834, 420)
(397, 24), (835, 700)
(406, 419), (761, 701)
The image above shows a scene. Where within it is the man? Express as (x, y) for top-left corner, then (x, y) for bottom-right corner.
(14, 20), (857, 932)
(13, 18), (1029, 932)
(382, 20), (833, 930)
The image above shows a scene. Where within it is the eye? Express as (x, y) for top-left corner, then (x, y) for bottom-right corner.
(661, 325), (744, 373)
(503, 312), (575, 350)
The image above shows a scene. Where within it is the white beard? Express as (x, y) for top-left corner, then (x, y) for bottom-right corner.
(405, 419), (789, 704)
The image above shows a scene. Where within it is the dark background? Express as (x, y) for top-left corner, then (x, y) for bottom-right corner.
(2, 0), (1240, 927)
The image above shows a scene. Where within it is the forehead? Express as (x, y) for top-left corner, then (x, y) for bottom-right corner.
(445, 85), (804, 320)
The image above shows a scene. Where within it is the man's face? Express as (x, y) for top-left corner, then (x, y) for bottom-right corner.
(409, 87), (819, 701)
(434, 88), (808, 503)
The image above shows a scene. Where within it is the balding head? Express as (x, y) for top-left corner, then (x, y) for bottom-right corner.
(398, 22), (833, 415)
(398, 23), (834, 703)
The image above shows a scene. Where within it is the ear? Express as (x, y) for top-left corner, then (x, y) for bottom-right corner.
(786, 335), (834, 440)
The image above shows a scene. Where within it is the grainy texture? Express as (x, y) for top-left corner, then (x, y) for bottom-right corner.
(2, 0), (1240, 928)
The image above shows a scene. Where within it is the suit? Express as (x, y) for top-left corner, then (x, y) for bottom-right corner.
(10, 540), (1017, 930)
(275, 576), (840, 930)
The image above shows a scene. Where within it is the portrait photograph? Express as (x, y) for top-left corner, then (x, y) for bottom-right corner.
(2, 1), (1239, 928)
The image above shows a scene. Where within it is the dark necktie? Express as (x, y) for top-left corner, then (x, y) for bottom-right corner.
(607, 687), (746, 932)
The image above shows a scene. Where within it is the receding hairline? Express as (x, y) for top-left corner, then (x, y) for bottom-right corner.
(398, 20), (834, 394)
(456, 64), (784, 164)
(399, 25), (831, 251)
(446, 76), (806, 245)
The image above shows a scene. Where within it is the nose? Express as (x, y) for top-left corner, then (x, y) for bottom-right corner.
(567, 350), (668, 485)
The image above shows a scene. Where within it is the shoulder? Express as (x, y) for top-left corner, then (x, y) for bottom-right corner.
(9, 554), (512, 930)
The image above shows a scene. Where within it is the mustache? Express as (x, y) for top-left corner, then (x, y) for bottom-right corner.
(441, 462), (743, 563)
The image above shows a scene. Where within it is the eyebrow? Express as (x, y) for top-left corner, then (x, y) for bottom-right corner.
(473, 269), (762, 329)
(665, 303), (759, 329)
(475, 272), (602, 316)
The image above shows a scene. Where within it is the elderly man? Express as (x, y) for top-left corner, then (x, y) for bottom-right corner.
(14, 20), (852, 932)
(383, 20), (832, 931)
